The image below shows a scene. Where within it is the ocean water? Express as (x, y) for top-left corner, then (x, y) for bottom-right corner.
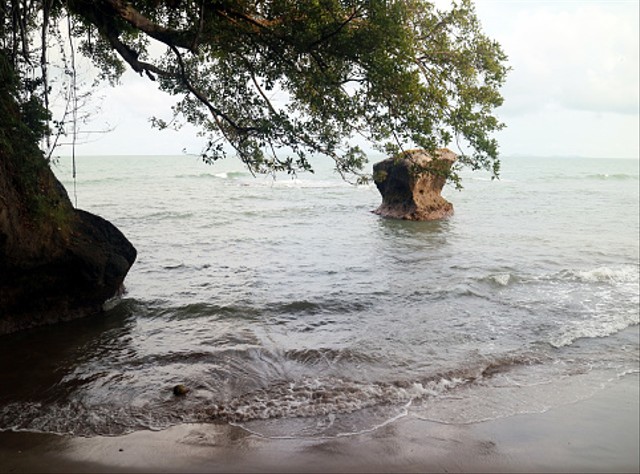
(0, 154), (638, 438)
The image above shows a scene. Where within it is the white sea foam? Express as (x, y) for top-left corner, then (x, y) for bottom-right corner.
(549, 312), (639, 348)
(535, 265), (640, 347)
(210, 362), (524, 425)
(490, 273), (512, 286)
(585, 173), (639, 181)
(562, 266), (639, 284)
(232, 401), (411, 439)
(260, 178), (351, 189)
(532, 265), (639, 286)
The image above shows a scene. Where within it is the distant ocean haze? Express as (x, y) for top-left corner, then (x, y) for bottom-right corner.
(0, 154), (637, 437)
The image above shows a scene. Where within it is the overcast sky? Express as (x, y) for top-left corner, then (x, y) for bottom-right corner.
(56, 0), (640, 159)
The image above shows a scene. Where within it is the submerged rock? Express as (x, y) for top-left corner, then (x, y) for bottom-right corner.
(372, 148), (457, 221)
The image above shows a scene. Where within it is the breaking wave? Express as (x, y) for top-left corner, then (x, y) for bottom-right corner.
(584, 173), (638, 181)
(555, 266), (639, 284)
(0, 352), (550, 437)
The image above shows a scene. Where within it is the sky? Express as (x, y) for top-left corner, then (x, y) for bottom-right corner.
(55, 0), (640, 159)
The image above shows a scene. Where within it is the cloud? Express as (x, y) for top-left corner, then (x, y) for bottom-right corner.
(479, 1), (639, 117)
(493, 106), (640, 158)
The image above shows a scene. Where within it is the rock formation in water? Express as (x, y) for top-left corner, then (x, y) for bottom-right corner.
(372, 148), (457, 221)
(0, 72), (136, 335)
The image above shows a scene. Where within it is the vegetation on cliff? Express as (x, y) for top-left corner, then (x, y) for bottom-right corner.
(0, 52), (71, 229)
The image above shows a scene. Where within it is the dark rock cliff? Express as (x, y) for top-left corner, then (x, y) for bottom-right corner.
(0, 60), (136, 335)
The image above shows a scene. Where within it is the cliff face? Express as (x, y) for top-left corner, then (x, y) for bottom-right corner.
(0, 63), (136, 335)
(373, 149), (457, 221)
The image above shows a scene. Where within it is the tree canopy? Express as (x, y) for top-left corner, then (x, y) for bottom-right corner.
(1, 0), (508, 185)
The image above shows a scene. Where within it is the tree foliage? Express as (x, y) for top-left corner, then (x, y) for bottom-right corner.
(1, 0), (508, 185)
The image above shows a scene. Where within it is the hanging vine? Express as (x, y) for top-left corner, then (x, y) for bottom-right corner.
(67, 11), (78, 207)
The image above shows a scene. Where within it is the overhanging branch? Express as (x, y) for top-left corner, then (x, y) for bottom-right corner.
(169, 45), (255, 134)
(101, 0), (196, 50)
(98, 23), (168, 81)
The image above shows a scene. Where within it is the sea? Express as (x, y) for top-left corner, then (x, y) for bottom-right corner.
(0, 154), (638, 438)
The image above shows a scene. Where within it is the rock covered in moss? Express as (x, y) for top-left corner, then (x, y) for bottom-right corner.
(372, 148), (457, 221)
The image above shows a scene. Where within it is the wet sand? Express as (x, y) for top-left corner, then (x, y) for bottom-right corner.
(1, 373), (638, 473)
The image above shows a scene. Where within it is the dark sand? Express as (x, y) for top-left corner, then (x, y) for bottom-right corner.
(1, 373), (638, 473)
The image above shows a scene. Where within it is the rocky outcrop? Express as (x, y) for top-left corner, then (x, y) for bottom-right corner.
(0, 64), (136, 335)
(0, 202), (137, 335)
(372, 148), (457, 221)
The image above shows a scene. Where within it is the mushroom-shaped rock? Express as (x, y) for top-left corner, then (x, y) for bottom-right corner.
(372, 148), (457, 221)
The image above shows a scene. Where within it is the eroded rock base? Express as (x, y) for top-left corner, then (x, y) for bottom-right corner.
(373, 148), (456, 221)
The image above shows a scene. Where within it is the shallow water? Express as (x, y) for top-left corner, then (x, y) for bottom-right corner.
(0, 154), (638, 438)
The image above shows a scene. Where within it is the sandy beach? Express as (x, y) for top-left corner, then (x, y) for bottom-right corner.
(0, 373), (637, 473)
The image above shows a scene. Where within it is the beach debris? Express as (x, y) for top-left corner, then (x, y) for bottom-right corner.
(173, 384), (189, 396)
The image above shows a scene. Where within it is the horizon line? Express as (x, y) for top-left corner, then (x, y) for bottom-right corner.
(51, 153), (640, 161)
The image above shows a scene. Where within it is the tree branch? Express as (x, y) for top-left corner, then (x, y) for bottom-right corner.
(101, 0), (195, 50)
(169, 45), (254, 134)
(97, 22), (168, 80)
(308, 7), (362, 51)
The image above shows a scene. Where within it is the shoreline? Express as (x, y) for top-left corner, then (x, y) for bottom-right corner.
(1, 373), (638, 473)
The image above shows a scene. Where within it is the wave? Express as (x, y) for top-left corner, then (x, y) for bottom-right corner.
(208, 352), (545, 424)
(0, 351), (548, 437)
(476, 265), (638, 288)
(478, 272), (522, 287)
(113, 297), (372, 321)
(251, 178), (352, 189)
(102, 297), (261, 322)
(471, 265), (639, 349)
(210, 377), (457, 423)
(174, 170), (356, 190)
(0, 401), (211, 437)
(212, 171), (247, 179)
(283, 348), (379, 365)
(584, 173), (638, 181)
(549, 317), (639, 349)
(541, 266), (639, 347)
(556, 266), (639, 284)
(154, 302), (261, 320)
(139, 210), (194, 220)
(60, 176), (129, 186)
(175, 171), (248, 180)
(268, 298), (370, 316)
